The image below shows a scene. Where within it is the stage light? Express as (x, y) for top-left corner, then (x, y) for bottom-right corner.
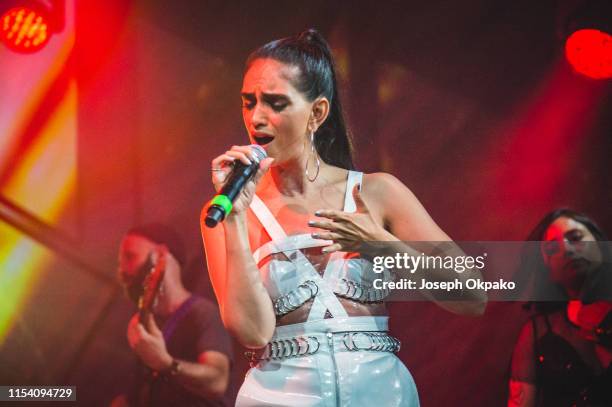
(1, 6), (50, 53)
(562, 0), (612, 79)
(565, 29), (612, 79)
(0, 1), (64, 53)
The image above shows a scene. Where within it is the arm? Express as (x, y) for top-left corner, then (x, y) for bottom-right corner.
(202, 212), (275, 348)
(126, 314), (230, 399)
(508, 319), (538, 407)
(374, 172), (487, 315)
(312, 172), (486, 315)
(201, 146), (276, 348)
(166, 350), (230, 399)
(508, 379), (536, 407)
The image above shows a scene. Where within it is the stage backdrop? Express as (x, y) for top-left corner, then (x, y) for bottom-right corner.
(1, 1), (611, 405)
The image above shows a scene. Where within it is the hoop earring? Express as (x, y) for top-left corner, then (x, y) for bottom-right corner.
(305, 131), (320, 182)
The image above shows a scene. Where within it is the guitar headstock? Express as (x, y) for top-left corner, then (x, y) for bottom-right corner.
(138, 248), (166, 321)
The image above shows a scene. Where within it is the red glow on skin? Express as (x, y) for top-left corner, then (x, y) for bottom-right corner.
(565, 29), (612, 79)
(0, 7), (50, 53)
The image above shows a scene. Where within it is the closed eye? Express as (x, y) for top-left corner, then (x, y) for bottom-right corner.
(263, 95), (290, 111)
(566, 230), (584, 242)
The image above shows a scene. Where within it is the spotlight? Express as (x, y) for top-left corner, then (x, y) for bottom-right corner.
(563, 0), (612, 79)
(0, 0), (64, 53)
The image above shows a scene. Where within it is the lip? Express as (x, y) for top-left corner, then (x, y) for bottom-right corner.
(563, 258), (590, 272)
(252, 132), (274, 146)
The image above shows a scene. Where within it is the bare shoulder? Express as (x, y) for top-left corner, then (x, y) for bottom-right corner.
(361, 171), (448, 240)
(361, 172), (419, 210)
(362, 172), (414, 197)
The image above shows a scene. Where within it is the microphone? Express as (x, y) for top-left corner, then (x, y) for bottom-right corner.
(205, 145), (267, 228)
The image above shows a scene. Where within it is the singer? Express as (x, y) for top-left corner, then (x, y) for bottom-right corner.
(201, 29), (487, 406)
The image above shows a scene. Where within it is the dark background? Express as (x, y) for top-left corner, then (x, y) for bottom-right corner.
(1, 0), (611, 405)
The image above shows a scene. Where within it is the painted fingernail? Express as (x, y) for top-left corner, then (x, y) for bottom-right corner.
(357, 183), (362, 192)
(314, 210), (322, 216)
(308, 220), (315, 226)
(321, 247), (328, 253)
(311, 233), (319, 239)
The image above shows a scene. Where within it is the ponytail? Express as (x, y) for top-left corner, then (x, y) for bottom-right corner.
(246, 29), (355, 170)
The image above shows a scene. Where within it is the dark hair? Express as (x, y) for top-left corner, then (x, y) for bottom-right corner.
(246, 29), (355, 170)
(127, 223), (187, 267)
(521, 208), (610, 312)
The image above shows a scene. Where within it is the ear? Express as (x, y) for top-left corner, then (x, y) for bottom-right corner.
(309, 97), (330, 132)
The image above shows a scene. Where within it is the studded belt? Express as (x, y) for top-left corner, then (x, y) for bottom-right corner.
(246, 331), (401, 366)
(273, 279), (390, 316)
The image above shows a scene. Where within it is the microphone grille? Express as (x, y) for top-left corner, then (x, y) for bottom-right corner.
(249, 144), (267, 162)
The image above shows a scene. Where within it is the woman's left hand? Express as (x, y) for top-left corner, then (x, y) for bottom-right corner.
(309, 184), (391, 254)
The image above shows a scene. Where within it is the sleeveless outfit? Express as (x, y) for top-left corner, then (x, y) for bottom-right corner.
(236, 171), (420, 407)
(531, 313), (612, 407)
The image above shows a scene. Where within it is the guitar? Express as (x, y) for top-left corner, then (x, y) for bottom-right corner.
(138, 249), (166, 322)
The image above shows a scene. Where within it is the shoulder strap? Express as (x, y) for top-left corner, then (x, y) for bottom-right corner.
(249, 194), (288, 244)
(530, 314), (543, 395)
(162, 296), (197, 342)
(343, 171), (363, 213)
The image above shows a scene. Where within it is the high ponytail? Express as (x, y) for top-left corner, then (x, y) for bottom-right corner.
(246, 29), (355, 170)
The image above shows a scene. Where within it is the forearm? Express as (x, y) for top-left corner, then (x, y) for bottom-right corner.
(222, 214), (275, 347)
(507, 379), (536, 407)
(167, 359), (228, 400)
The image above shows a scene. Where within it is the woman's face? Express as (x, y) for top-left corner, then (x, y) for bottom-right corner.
(241, 58), (313, 163)
(540, 216), (603, 293)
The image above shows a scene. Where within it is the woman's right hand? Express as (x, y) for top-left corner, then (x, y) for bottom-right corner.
(211, 145), (274, 215)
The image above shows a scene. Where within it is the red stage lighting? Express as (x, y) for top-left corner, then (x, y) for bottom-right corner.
(562, 0), (612, 79)
(0, 1), (64, 53)
(565, 29), (612, 79)
(1, 6), (51, 53)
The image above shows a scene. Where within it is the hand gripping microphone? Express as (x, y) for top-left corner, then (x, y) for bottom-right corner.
(205, 145), (267, 228)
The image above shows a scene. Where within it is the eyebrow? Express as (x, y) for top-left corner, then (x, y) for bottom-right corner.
(545, 227), (582, 241)
(240, 92), (289, 99)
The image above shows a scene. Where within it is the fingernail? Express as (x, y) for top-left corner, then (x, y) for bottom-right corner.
(321, 247), (329, 253)
(311, 233), (319, 239)
(357, 183), (362, 192)
(308, 220), (315, 226)
(314, 210), (322, 216)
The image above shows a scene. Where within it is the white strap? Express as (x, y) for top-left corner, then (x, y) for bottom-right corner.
(307, 252), (345, 320)
(249, 195), (348, 319)
(306, 170), (364, 320)
(252, 234), (331, 264)
(343, 171), (363, 213)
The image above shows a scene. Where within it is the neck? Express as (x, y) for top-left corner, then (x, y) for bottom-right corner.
(156, 285), (191, 316)
(262, 154), (333, 197)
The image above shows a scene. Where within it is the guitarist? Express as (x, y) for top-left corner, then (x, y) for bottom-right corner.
(112, 224), (232, 407)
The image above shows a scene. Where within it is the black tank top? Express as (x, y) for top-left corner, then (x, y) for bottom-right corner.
(533, 314), (612, 406)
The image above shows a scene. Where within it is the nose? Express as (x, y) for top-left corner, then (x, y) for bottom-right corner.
(251, 103), (267, 129)
(561, 239), (577, 258)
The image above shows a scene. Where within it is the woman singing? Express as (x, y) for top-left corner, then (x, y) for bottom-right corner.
(202, 29), (486, 406)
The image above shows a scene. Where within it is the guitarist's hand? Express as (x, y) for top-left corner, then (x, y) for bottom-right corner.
(127, 313), (173, 372)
